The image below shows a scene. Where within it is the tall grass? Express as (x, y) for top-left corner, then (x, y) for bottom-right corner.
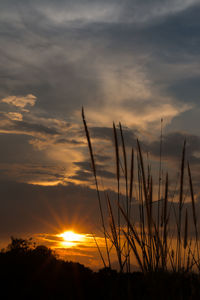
(82, 109), (200, 273)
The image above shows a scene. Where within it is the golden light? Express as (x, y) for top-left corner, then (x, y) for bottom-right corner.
(28, 180), (62, 186)
(61, 231), (85, 242)
(58, 230), (86, 248)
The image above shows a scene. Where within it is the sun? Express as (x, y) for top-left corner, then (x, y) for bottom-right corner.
(60, 231), (85, 242)
(58, 230), (86, 248)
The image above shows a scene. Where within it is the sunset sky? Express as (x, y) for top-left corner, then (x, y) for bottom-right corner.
(0, 0), (200, 269)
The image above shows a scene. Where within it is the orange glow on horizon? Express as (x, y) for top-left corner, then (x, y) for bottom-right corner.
(35, 231), (108, 269)
(28, 180), (62, 186)
(58, 230), (87, 248)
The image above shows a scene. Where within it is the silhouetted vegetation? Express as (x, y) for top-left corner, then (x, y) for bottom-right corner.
(81, 109), (200, 299)
(0, 237), (93, 299)
(82, 109), (200, 273)
(1, 237), (200, 299)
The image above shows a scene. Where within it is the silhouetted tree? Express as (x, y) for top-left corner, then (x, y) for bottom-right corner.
(7, 236), (34, 253)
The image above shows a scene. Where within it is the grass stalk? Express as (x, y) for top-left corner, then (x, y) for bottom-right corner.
(113, 123), (121, 254)
(82, 108), (111, 268)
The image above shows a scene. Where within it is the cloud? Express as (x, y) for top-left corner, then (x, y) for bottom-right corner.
(0, 180), (125, 238)
(0, 116), (60, 137)
(0, 181), (99, 240)
(12, 120), (59, 135)
(0, 0), (198, 131)
(90, 126), (138, 147)
(71, 160), (115, 183)
(1, 94), (36, 110)
(54, 138), (83, 145)
(3, 0), (198, 27)
(78, 55), (192, 130)
(37, 1), (121, 24)
(149, 131), (200, 163)
(6, 112), (23, 121)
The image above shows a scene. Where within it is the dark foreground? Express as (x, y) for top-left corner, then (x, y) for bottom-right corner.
(1, 238), (200, 300)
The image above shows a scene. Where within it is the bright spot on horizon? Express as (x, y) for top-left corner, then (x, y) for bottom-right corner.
(58, 231), (86, 248)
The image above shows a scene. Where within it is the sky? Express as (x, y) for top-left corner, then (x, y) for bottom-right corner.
(0, 0), (200, 269)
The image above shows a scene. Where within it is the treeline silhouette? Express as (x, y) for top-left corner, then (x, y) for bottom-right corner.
(0, 237), (200, 299)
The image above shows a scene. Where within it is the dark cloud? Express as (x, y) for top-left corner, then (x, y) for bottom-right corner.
(11, 120), (59, 135)
(167, 77), (200, 105)
(97, 169), (115, 179)
(73, 160), (115, 181)
(0, 133), (34, 164)
(0, 133), (67, 183)
(148, 132), (200, 164)
(69, 170), (93, 182)
(165, 109), (200, 136)
(74, 161), (91, 171)
(21, 167), (66, 180)
(93, 154), (111, 162)
(91, 126), (138, 147)
(55, 138), (83, 145)
(0, 180), (126, 238)
(0, 181), (100, 237)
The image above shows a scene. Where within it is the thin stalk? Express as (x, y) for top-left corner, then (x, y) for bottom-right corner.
(177, 139), (186, 271)
(157, 119), (163, 231)
(162, 173), (169, 269)
(188, 162), (199, 261)
(119, 122), (130, 272)
(92, 234), (106, 268)
(183, 209), (188, 270)
(113, 123), (121, 254)
(82, 108), (111, 267)
(106, 193), (123, 272)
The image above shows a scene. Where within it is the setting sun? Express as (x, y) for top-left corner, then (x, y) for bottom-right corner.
(58, 231), (86, 248)
(60, 231), (85, 242)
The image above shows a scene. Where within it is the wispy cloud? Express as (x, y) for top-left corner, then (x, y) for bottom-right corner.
(1, 94), (36, 111)
(6, 112), (23, 121)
